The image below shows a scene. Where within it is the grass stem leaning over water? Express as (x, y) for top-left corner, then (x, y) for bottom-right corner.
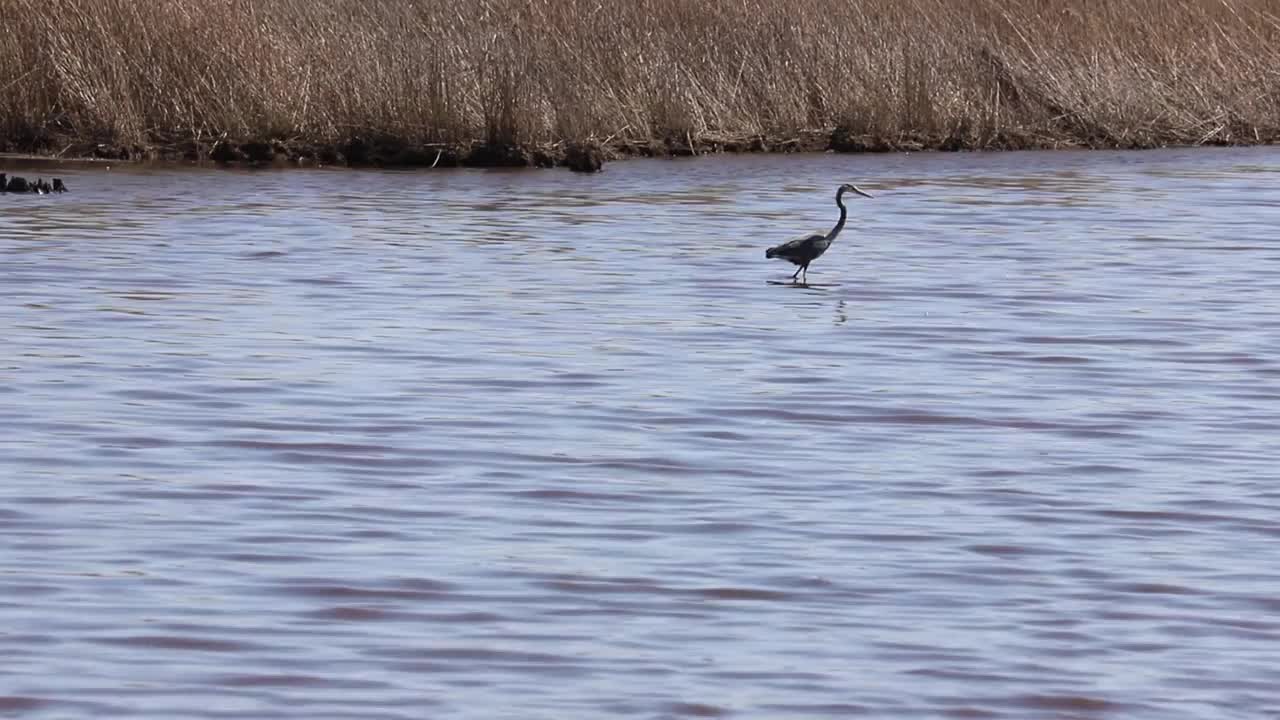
(2, 0), (1278, 167)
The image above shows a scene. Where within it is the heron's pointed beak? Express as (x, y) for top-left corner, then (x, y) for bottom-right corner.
(854, 187), (873, 199)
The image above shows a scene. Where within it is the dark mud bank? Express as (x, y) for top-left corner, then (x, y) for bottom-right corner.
(7, 124), (1274, 174)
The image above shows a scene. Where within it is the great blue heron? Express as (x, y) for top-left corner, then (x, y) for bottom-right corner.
(766, 183), (873, 282)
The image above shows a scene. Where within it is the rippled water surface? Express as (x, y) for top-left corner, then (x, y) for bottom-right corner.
(4, 148), (1280, 718)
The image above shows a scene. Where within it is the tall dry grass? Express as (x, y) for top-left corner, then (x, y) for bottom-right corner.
(1, 0), (1278, 162)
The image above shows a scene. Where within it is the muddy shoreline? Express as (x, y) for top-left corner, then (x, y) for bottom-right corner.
(3, 127), (1274, 173)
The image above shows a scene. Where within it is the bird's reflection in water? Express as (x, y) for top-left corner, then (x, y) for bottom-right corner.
(834, 299), (847, 324)
(765, 279), (834, 292)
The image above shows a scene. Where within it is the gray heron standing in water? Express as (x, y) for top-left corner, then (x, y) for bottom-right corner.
(766, 183), (873, 282)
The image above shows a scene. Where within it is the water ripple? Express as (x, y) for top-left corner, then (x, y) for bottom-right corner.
(2, 148), (1279, 718)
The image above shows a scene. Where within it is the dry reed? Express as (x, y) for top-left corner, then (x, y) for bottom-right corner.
(2, 0), (1278, 165)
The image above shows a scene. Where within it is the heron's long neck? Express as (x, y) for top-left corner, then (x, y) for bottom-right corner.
(827, 196), (848, 240)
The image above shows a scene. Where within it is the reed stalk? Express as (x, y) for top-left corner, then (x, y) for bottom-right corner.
(2, 0), (1277, 165)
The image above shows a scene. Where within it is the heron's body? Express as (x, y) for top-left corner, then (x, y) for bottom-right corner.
(766, 183), (872, 282)
(765, 231), (834, 269)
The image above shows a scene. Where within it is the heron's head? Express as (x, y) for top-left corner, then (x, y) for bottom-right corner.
(838, 183), (873, 199)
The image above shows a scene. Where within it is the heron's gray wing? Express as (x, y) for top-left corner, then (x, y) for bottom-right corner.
(768, 232), (824, 254)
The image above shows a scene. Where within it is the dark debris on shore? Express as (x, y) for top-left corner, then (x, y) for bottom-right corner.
(2, 130), (950, 172)
(0, 173), (66, 194)
(5, 122), (1273, 175)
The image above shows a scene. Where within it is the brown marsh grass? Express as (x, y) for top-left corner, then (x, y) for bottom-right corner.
(2, 0), (1278, 165)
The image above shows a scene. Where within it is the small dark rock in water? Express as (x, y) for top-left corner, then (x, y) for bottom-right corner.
(53, 178), (67, 193)
(564, 141), (604, 173)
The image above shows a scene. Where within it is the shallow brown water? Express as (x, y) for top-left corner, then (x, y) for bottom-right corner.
(3, 148), (1280, 719)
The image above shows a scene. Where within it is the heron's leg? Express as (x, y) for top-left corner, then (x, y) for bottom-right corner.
(790, 266), (802, 280)
(801, 265), (808, 283)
